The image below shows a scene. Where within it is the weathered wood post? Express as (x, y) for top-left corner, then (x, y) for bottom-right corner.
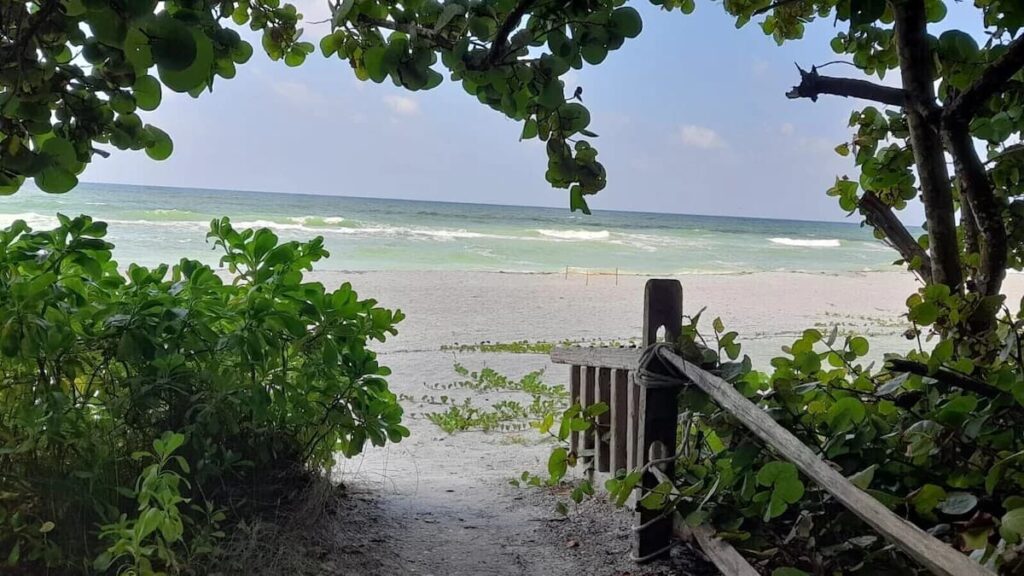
(633, 279), (683, 562)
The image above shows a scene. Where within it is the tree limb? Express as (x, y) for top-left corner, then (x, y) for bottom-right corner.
(754, 0), (808, 16)
(786, 65), (909, 108)
(488, 0), (539, 65)
(355, 15), (455, 51)
(960, 191), (980, 260)
(945, 34), (1024, 123)
(892, 0), (962, 290)
(858, 191), (932, 283)
(943, 123), (1007, 298)
(886, 359), (999, 399)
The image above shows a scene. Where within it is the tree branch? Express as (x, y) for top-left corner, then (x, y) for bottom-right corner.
(945, 34), (1024, 123)
(786, 65), (909, 108)
(488, 0), (539, 65)
(886, 359), (999, 399)
(943, 123), (1007, 298)
(754, 0), (808, 16)
(892, 0), (962, 290)
(858, 191), (932, 283)
(960, 191), (980, 260)
(355, 16), (455, 51)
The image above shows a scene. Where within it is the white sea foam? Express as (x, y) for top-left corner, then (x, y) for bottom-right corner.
(769, 237), (841, 248)
(0, 212), (59, 229)
(289, 216), (346, 226)
(535, 229), (611, 241)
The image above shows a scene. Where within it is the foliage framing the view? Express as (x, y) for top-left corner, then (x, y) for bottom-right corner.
(7, 0), (1024, 572)
(4, 0), (1024, 327)
(0, 215), (406, 573)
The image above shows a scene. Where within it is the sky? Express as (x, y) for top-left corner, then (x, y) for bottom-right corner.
(80, 1), (986, 222)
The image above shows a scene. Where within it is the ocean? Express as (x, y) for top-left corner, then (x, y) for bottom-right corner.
(0, 182), (902, 274)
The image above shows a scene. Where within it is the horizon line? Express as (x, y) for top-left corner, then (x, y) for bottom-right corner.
(70, 180), (872, 227)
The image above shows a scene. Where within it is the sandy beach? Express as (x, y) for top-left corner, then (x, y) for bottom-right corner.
(303, 270), (1024, 575)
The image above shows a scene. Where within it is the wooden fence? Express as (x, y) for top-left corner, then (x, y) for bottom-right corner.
(549, 279), (992, 576)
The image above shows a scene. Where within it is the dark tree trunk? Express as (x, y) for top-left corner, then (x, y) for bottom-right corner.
(892, 0), (963, 291)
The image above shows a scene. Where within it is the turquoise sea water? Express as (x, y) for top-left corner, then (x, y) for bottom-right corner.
(0, 182), (904, 274)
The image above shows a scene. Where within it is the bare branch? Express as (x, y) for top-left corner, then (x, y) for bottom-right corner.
(858, 191), (932, 284)
(786, 65), (909, 108)
(945, 34), (1024, 123)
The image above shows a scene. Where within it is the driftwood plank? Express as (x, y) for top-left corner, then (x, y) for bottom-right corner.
(676, 524), (759, 576)
(551, 346), (640, 370)
(596, 368), (612, 473)
(611, 369), (629, 473)
(661, 351), (993, 576)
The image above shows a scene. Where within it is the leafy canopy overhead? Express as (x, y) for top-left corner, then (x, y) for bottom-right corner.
(4, 0), (1024, 300)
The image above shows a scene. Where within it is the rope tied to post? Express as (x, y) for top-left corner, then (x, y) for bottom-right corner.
(636, 342), (689, 389)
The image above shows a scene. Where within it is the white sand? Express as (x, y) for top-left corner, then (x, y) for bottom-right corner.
(319, 270), (1024, 362)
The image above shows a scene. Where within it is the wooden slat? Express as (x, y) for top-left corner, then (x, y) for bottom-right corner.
(661, 351), (992, 576)
(551, 346), (640, 370)
(596, 368), (611, 473)
(627, 372), (639, 470)
(634, 279), (684, 563)
(611, 369), (629, 473)
(581, 366), (596, 458)
(570, 365), (581, 456)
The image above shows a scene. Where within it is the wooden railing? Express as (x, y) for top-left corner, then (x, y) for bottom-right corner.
(550, 279), (992, 576)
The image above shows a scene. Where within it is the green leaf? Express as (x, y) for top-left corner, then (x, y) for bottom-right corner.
(548, 447), (568, 481)
(144, 126), (173, 161)
(158, 27), (214, 93)
(828, 396), (866, 431)
(848, 336), (869, 357)
(848, 464), (876, 490)
(133, 76), (162, 111)
(434, 3), (465, 32)
(333, 0), (356, 26)
(35, 166), (78, 193)
(937, 492), (977, 516)
(1002, 507), (1024, 543)
(910, 484), (946, 517)
(849, 0), (886, 27)
(909, 301), (940, 325)
(147, 16), (197, 71)
(610, 7), (643, 39)
(569, 186), (590, 214)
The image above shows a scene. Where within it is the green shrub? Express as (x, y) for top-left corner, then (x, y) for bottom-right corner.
(0, 214), (407, 574)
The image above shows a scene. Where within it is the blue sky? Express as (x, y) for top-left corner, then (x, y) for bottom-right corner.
(83, 1), (983, 222)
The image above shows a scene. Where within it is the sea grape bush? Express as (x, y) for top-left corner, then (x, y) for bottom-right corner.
(0, 214), (406, 573)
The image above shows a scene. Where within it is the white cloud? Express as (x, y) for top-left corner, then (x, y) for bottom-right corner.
(272, 81), (327, 111)
(678, 125), (727, 150)
(384, 95), (419, 116)
(780, 123), (795, 136)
